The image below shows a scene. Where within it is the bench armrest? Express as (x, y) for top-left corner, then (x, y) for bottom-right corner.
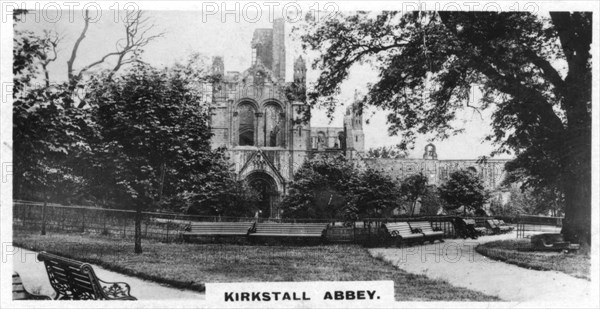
(98, 278), (134, 299)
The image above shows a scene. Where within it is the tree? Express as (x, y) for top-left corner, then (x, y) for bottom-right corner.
(280, 154), (401, 220)
(13, 10), (46, 94)
(366, 145), (408, 159)
(13, 8), (163, 202)
(280, 154), (358, 219)
(211, 179), (260, 218)
(493, 186), (565, 217)
(439, 170), (489, 215)
(301, 11), (591, 245)
(13, 10), (94, 234)
(166, 149), (260, 218)
(67, 10), (163, 97)
(419, 185), (445, 216)
(400, 173), (428, 216)
(15, 9), (163, 107)
(85, 62), (225, 253)
(13, 86), (94, 234)
(349, 168), (402, 218)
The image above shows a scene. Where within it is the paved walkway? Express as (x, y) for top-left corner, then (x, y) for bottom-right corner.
(370, 232), (594, 305)
(11, 247), (205, 300)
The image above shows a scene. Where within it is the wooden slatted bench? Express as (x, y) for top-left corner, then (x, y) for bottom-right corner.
(498, 220), (515, 232)
(486, 219), (510, 234)
(460, 219), (483, 238)
(384, 222), (425, 245)
(473, 218), (489, 235)
(37, 252), (137, 300)
(249, 223), (329, 238)
(493, 219), (512, 233)
(485, 219), (499, 233)
(408, 221), (444, 243)
(183, 221), (255, 237)
(13, 272), (51, 300)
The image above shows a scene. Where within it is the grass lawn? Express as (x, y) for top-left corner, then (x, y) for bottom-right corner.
(13, 231), (498, 301)
(476, 239), (590, 280)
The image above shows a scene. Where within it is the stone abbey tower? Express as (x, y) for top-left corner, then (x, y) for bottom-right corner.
(207, 19), (508, 218)
(207, 19), (365, 218)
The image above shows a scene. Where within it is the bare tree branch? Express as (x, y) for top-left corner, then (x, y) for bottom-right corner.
(75, 10), (164, 83)
(41, 30), (62, 87)
(63, 10), (164, 108)
(67, 9), (90, 86)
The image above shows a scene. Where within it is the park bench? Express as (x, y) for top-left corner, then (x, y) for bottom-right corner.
(384, 222), (425, 245)
(183, 221), (255, 237)
(37, 251), (137, 300)
(530, 233), (580, 252)
(456, 218), (481, 239)
(408, 221), (444, 243)
(473, 218), (489, 235)
(486, 219), (510, 234)
(494, 220), (514, 232)
(493, 219), (512, 233)
(250, 222), (329, 238)
(13, 272), (52, 300)
(485, 219), (499, 233)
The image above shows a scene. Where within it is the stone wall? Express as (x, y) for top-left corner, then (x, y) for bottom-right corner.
(362, 158), (508, 190)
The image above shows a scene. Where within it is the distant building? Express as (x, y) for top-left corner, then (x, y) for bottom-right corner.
(207, 19), (509, 218)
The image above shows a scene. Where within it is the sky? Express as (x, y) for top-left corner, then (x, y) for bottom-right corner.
(16, 9), (512, 160)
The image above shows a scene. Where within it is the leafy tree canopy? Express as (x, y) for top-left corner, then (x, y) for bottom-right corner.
(85, 63), (234, 212)
(281, 154), (401, 220)
(300, 11), (591, 244)
(281, 154), (358, 219)
(419, 185), (445, 216)
(13, 11), (94, 203)
(349, 167), (402, 218)
(491, 185), (564, 217)
(439, 169), (489, 215)
(12, 16), (246, 251)
(400, 172), (428, 216)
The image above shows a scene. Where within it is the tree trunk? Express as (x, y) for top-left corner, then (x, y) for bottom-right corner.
(41, 192), (47, 236)
(43, 65), (50, 87)
(134, 207), (143, 254)
(561, 169), (591, 246)
(158, 162), (166, 203)
(553, 11), (592, 247)
(409, 200), (414, 216)
(560, 76), (591, 246)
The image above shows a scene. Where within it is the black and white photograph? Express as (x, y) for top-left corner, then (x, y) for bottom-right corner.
(0, 1), (598, 308)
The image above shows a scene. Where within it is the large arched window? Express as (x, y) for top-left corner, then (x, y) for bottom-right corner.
(317, 131), (327, 149)
(238, 103), (255, 146)
(264, 103), (284, 147)
(338, 131), (345, 149)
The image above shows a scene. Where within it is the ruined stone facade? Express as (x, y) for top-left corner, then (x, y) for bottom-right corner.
(362, 157), (508, 190)
(207, 20), (509, 218)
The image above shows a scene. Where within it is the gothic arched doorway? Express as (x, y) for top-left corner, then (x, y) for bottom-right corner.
(246, 172), (280, 218)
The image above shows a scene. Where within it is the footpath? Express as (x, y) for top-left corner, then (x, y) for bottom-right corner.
(369, 232), (594, 305)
